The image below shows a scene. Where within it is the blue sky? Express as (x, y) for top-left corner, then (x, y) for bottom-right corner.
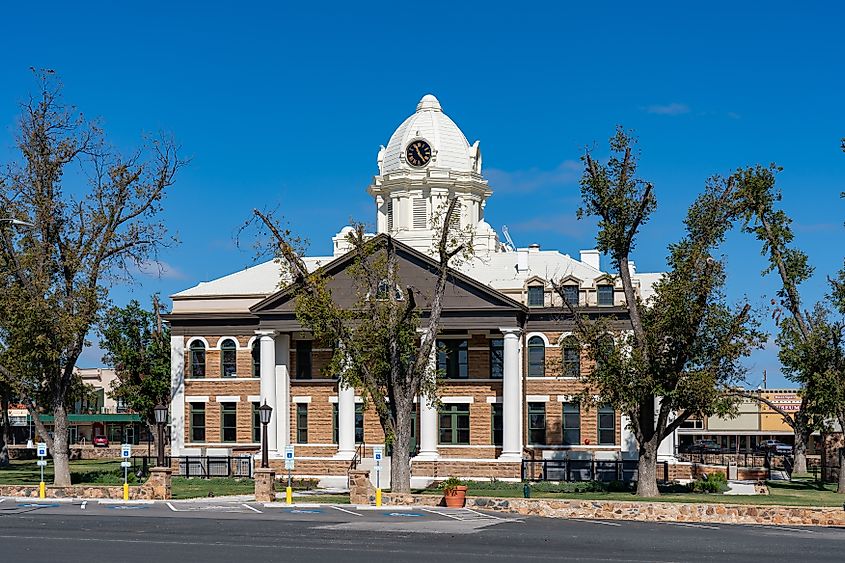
(1, 1), (843, 387)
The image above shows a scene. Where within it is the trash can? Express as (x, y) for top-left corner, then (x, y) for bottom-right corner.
(728, 462), (738, 480)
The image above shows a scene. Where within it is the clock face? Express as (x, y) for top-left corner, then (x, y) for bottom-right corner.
(405, 140), (432, 167)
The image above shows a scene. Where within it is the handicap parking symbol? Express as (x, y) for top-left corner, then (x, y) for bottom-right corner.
(287, 509), (322, 514)
(17, 503), (60, 508)
(387, 512), (422, 517)
(108, 505), (148, 510)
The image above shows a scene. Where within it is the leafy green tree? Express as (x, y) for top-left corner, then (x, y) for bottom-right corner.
(0, 72), (183, 485)
(99, 296), (171, 452)
(733, 164), (832, 475)
(557, 129), (762, 497)
(250, 199), (467, 493)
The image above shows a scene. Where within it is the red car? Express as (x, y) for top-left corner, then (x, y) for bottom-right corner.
(92, 435), (109, 448)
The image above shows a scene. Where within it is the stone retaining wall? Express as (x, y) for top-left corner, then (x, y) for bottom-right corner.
(0, 468), (172, 500)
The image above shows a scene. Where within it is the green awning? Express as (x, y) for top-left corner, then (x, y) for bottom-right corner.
(28, 413), (142, 423)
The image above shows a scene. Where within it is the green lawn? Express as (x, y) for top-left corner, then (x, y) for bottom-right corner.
(0, 459), (133, 485)
(170, 477), (255, 499)
(422, 479), (845, 507)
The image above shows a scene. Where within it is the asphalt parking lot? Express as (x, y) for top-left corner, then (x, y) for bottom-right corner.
(1, 497), (844, 562)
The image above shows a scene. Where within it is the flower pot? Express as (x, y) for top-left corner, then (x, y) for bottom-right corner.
(443, 485), (468, 508)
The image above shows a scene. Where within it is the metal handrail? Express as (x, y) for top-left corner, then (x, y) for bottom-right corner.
(349, 443), (364, 471)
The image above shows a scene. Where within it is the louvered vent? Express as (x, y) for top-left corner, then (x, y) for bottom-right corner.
(412, 198), (427, 229)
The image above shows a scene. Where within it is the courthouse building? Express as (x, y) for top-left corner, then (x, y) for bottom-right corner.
(166, 95), (665, 484)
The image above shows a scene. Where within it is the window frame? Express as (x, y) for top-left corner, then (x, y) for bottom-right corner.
(489, 338), (504, 379)
(527, 336), (545, 377)
(527, 402), (547, 445)
(527, 285), (544, 307)
(190, 402), (205, 442)
(438, 404), (470, 445)
(189, 341), (206, 378)
(562, 402), (581, 445)
(295, 340), (313, 380)
(561, 284), (579, 306)
(220, 402), (237, 443)
(355, 403), (364, 444)
(296, 403), (308, 444)
(437, 339), (468, 379)
(220, 339), (237, 378)
(491, 403), (503, 446)
(598, 405), (616, 445)
(561, 336), (580, 378)
(251, 341), (260, 378)
(597, 284), (615, 306)
(252, 402), (261, 443)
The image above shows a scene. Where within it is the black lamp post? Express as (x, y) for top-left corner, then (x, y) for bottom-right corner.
(258, 402), (273, 469)
(153, 404), (168, 467)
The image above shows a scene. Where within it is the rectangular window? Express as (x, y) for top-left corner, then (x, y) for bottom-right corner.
(561, 285), (579, 306)
(528, 402), (546, 445)
(190, 346), (205, 378)
(296, 404), (308, 444)
(252, 343), (260, 378)
(439, 404), (470, 445)
(221, 402), (237, 443)
(437, 339), (468, 379)
(491, 403), (503, 446)
(598, 406), (616, 445)
(296, 340), (313, 379)
(355, 403), (364, 443)
(412, 197), (427, 229)
(190, 402), (205, 442)
(562, 402), (581, 445)
(527, 285), (544, 307)
(252, 402), (261, 443)
(489, 338), (504, 378)
(597, 284), (614, 306)
(332, 403), (338, 444)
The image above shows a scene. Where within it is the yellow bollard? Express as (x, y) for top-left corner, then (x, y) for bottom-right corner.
(375, 488), (382, 507)
(123, 482), (129, 501)
(39, 481), (46, 500)
(286, 486), (292, 505)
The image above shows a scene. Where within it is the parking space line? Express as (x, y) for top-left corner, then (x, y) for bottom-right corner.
(81, 501), (87, 510)
(165, 502), (179, 512)
(330, 505), (362, 517)
(462, 508), (502, 520)
(754, 525), (815, 533)
(420, 508), (463, 520)
(571, 519), (622, 527)
(0, 499), (5, 504)
(664, 522), (720, 530)
(242, 503), (262, 513)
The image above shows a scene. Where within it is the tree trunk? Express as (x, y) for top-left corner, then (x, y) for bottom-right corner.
(838, 414), (845, 494)
(52, 401), (72, 486)
(390, 398), (413, 493)
(636, 439), (660, 497)
(0, 392), (11, 466)
(792, 426), (809, 476)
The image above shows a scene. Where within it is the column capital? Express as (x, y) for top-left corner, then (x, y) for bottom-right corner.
(255, 329), (277, 338)
(498, 327), (521, 337)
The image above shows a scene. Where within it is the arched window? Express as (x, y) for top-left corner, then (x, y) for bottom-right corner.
(220, 339), (237, 377)
(596, 335), (615, 369)
(189, 341), (206, 378)
(527, 336), (545, 377)
(562, 336), (580, 378)
(251, 340), (260, 378)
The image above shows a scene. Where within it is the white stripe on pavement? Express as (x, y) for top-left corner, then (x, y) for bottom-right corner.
(664, 522), (720, 530)
(165, 502), (179, 512)
(571, 519), (622, 527)
(330, 505), (362, 517)
(420, 508), (463, 520)
(241, 503), (262, 513)
(81, 501), (87, 510)
(755, 525), (815, 533)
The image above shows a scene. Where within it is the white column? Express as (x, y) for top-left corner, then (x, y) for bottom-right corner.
(275, 334), (291, 450)
(657, 397), (678, 461)
(257, 330), (278, 454)
(336, 383), (356, 459)
(414, 343), (439, 461)
(169, 335), (185, 456)
(500, 327), (523, 460)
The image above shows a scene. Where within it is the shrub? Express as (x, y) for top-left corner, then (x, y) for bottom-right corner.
(438, 477), (466, 495)
(691, 472), (728, 494)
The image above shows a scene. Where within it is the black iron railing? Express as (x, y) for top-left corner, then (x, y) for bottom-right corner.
(133, 455), (253, 479)
(521, 459), (666, 483)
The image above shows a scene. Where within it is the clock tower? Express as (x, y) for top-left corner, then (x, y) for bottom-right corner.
(366, 95), (501, 255)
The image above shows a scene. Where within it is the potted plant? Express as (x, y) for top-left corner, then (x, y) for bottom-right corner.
(439, 477), (468, 508)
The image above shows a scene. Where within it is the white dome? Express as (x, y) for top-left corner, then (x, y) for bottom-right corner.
(380, 94), (477, 175)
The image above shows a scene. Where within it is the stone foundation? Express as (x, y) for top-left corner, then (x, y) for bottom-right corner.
(0, 467), (172, 500)
(348, 469), (373, 505)
(254, 468), (276, 502)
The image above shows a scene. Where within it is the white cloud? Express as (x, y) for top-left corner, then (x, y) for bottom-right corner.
(644, 103), (690, 116)
(485, 160), (581, 193)
(132, 259), (187, 280)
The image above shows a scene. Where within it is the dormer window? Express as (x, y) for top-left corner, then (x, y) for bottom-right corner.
(597, 284), (614, 306)
(527, 285), (544, 307)
(561, 285), (579, 306)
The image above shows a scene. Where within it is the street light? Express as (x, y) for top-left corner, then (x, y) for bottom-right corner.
(0, 218), (34, 227)
(258, 402), (273, 469)
(153, 404), (168, 467)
